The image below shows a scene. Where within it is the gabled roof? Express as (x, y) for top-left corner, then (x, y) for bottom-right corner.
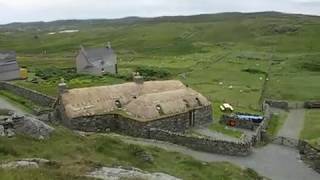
(0, 51), (20, 73)
(80, 46), (116, 67)
(0, 51), (16, 62)
(60, 80), (211, 122)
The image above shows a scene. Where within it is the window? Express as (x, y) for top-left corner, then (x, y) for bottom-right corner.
(195, 97), (202, 106)
(115, 100), (122, 108)
(156, 105), (164, 115)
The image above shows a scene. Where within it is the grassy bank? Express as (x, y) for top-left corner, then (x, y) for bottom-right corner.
(266, 112), (288, 137)
(0, 90), (34, 113)
(0, 127), (263, 180)
(301, 109), (320, 148)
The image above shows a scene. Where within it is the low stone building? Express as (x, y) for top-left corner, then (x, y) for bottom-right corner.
(0, 51), (22, 81)
(55, 77), (212, 137)
(76, 43), (117, 76)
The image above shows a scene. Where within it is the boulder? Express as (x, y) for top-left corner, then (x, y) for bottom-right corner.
(13, 115), (54, 139)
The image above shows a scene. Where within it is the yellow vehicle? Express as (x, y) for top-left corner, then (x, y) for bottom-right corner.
(20, 68), (28, 79)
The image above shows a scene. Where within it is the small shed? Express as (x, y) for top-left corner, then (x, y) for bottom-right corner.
(0, 51), (23, 81)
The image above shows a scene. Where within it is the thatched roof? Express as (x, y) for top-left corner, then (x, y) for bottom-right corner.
(60, 80), (211, 122)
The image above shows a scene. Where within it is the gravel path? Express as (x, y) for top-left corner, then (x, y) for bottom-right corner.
(0, 96), (27, 114)
(118, 135), (320, 180)
(277, 109), (305, 139)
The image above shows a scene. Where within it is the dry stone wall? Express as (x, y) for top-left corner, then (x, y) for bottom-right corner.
(63, 106), (212, 138)
(148, 128), (252, 156)
(264, 99), (289, 110)
(299, 141), (320, 173)
(0, 82), (56, 107)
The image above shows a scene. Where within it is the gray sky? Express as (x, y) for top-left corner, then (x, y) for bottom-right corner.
(1, 0), (320, 24)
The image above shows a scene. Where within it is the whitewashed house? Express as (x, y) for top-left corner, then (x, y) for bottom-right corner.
(76, 43), (118, 76)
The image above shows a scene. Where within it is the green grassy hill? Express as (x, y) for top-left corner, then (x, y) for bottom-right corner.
(0, 11), (319, 179)
(1, 12), (319, 108)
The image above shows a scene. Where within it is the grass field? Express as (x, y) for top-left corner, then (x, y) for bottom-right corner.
(0, 12), (320, 178)
(0, 127), (262, 180)
(266, 112), (288, 137)
(1, 12), (318, 107)
(1, 12), (319, 139)
(301, 109), (320, 148)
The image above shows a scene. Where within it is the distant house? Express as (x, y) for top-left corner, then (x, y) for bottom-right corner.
(76, 43), (117, 76)
(0, 51), (22, 81)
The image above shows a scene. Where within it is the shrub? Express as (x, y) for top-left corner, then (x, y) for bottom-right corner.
(242, 68), (267, 75)
(301, 60), (320, 72)
(34, 68), (82, 81)
(136, 66), (171, 80)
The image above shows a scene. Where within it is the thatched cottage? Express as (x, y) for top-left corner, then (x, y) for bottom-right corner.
(0, 51), (23, 81)
(55, 77), (212, 137)
(76, 43), (117, 76)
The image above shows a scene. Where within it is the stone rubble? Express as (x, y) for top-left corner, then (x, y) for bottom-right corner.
(0, 110), (54, 139)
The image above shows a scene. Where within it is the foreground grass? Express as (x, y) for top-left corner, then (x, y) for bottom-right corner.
(301, 109), (320, 148)
(0, 127), (262, 180)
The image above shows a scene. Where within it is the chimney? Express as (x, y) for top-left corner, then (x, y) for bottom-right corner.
(80, 45), (88, 57)
(133, 72), (144, 84)
(107, 42), (111, 49)
(58, 78), (68, 94)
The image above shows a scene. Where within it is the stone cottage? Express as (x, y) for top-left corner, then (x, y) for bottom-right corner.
(76, 43), (117, 76)
(55, 77), (212, 137)
(0, 51), (21, 81)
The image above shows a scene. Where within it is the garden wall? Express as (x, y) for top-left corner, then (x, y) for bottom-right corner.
(304, 101), (320, 109)
(264, 99), (289, 110)
(0, 81), (56, 107)
(148, 128), (252, 156)
(299, 141), (320, 173)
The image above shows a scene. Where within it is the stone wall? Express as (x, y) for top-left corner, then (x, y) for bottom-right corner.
(304, 101), (320, 109)
(264, 99), (289, 110)
(299, 141), (320, 173)
(148, 128), (252, 156)
(0, 82), (56, 107)
(62, 106), (212, 138)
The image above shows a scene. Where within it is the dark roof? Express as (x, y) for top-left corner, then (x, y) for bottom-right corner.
(81, 46), (115, 66)
(0, 51), (20, 72)
(0, 51), (16, 62)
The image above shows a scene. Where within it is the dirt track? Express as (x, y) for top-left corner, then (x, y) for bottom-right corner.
(277, 109), (305, 139)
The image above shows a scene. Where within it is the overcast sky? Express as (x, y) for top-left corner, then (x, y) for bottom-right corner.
(0, 0), (320, 24)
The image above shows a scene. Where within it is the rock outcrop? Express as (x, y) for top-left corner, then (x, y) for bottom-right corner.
(0, 158), (51, 169)
(87, 167), (181, 180)
(0, 110), (54, 139)
(13, 114), (54, 139)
